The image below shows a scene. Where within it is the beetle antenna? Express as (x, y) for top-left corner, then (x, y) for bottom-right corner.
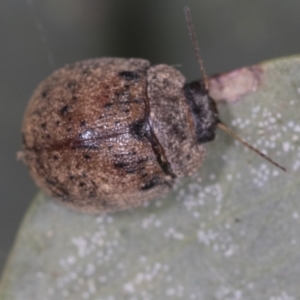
(184, 7), (286, 172)
(184, 7), (209, 91)
(217, 122), (287, 172)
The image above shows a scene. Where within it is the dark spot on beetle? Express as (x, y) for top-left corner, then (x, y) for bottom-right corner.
(100, 199), (109, 207)
(46, 178), (57, 186)
(101, 94), (107, 99)
(32, 109), (42, 117)
(133, 98), (143, 104)
(88, 191), (97, 198)
(171, 124), (180, 135)
(56, 120), (60, 126)
(119, 71), (140, 81)
(67, 127), (72, 132)
(79, 182), (85, 187)
(84, 154), (91, 160)
(123, 108), (130, 114)
(58, 187), (69, 197)
(46, 134), (51, 139)
(68, 117), (72, 122)
(141, 176), (159, 191)
(126, 168), (138, 174)
(104, 102), (113, 109)
(53, 155), (59, 160)
(41, 90), (48, 99)
(80, 121), (86, 127)
(130, 120), (149, 140)
(186, 154), (191, 160)
(67, 80), (77, 90)
(40, 122), (47, 130)
(137, 157), (148, 164)
(108, 145), (113, 150)
(172, 124), (187, 141)
(115, 121), (120, 125)
(82, 68), (89, 75)
(114, 160), (140, 174)
(60, 105), (69, 116)
(69, 175), (75, 181)
(72, 96), (78, 101)
(114, 161), (127, 169)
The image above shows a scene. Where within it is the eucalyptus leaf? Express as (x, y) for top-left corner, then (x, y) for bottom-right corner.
(1, 56), (300, 300)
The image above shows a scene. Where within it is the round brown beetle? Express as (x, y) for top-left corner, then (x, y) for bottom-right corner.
(21, 8), (285, 213)
(21, 57), (220, 213)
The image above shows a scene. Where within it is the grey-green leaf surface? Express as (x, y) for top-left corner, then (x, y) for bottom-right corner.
(1, 56), (300, 300)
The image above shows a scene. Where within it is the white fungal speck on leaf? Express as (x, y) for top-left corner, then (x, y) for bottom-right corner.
(270, 291), (295, 300)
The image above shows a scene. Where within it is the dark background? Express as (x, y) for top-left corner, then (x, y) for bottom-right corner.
(1, 0), (300, 275)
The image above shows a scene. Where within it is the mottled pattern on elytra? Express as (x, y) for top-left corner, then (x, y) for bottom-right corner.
(22, 58), (172, 213)
(147, 65), (205, 177)
(22, 58), (206, 213)
(23, 58), (150, 149)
